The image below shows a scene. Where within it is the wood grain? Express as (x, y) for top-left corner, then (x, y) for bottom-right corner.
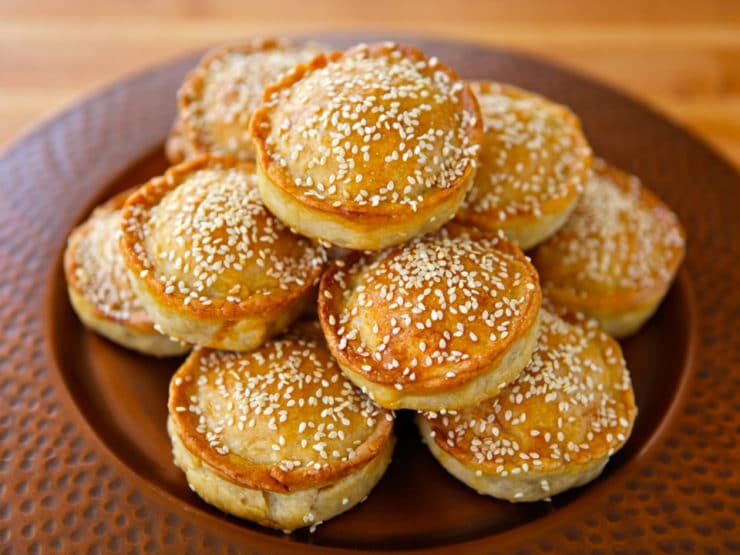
(2, 1), (739, 167)
(4, 36), (738, 554)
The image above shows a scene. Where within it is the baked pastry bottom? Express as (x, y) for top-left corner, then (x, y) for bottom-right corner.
(417, 416), (606, 502)
(256, 167), (474, 251)
(470, 197), (578, 251)
(168, 417), (395, 532)
(127, 271), (313, 351)
(532, 159), (685, 338)
(562, 290), (667, 338)
(67, 286), (188, 357)
(538, 258), (680, 339)
(335, 312), (541, 411)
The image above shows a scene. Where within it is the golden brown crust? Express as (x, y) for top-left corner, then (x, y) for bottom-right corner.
(169, 414), (394, 531)
(249, 42), (483, 249)
(167, 324), (394, 493)
(174, 38), (323, 162)
(533, 159), (686, 336)
(64, 187), (189, 356)
(66, 189), (150, 326)
(418, 309), (637, 501)
(119, 155), (328, 350)
(164, 117), (197, 165)
(318, 225), (541, 408)
(456, 82), (591, 249)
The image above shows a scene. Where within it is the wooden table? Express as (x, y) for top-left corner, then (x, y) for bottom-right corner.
(2, 1), (739, 168)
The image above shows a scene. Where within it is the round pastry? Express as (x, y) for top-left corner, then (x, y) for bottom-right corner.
(456, 81), (592, 250)
(167, 323), (395, 531)
(533, 158), (686, 337)
(166, 38), (323, 164)
(318, 225), (542, 410)
(119, 155), (328, 351)
(64, 188), (189, 357)
(417, 309), (637, 502)
(250, 42), (484, 250)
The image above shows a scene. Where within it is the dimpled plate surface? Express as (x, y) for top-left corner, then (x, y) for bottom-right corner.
(0, 35), (738, 554)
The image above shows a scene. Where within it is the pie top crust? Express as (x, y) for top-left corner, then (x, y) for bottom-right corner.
(457, 81), (591, 228)
(168, 323), (394, 492)
(533, 158), (686, 310)
(318, 225), (542, 394)
(119, 156), (328, 321)
(250, 42), (483, 220)
(420, 309), (636, 474)
(65, 188), (156, 331)
(177, 38), (323, 160)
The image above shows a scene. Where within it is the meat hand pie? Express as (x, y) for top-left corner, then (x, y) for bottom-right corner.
(167, 323), (395, 532)
(533, 158), (686, 337)
(167, 38), (323, 164)
(456, 81), (591, 250)
(318, 225), (542, 410)
(119, 155), (328, 351)
(250, 42), (484, 250)
(64, 188), (189, 357)
(417, 309), (637, 502)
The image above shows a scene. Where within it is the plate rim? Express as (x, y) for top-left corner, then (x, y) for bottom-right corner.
(1, 34), (737, 553)
(42, 264), (700, 553)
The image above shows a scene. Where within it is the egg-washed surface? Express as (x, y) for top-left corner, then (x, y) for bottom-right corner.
(251, 43), (482, 213)
(534, 159), (685, 297)
(66, 189), (153, 328)
(320, 227), (541, 391)
(121, 157), (327, 311)
(10, 35), (717, 554)
(421, 310), (636, 478)
(178, 40), (322, 160)
(459, 82), (590, 223)
(168, 326), (394, 490)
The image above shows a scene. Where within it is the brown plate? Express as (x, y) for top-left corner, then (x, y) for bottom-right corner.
(1, 35), (738, 553)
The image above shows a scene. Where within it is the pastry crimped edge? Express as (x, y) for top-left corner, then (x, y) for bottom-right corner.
(416, 416), (608, 502)
(170, 37), (298, 164)
(169, 417), (394, 531)
(64, 189), (189, 357)
(249, 44), (483, 251)
(474, 201), (580, 252)
(255, 167), (475, 251)
(534, 160), (686, 338)
(167, 343), (396, 531)
(328, 314), (540, 411)
(539, 250), (684, 337)
(317, 228), (543, 410)
(416, 309), (637, 502)
(456, 82), (591, 250)
(168, 346), (396, 492)
(118, 155), (325, 351)
(544, 286), (672, 339)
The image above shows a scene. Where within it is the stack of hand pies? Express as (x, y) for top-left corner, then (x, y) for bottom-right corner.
(64, 38), (685, 532)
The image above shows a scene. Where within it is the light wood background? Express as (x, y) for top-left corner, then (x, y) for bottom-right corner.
(2, 1), (740, 168)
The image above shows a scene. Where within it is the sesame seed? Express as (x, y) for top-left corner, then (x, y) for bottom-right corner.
(534, 159), (685, 294)
(459, 81), (590, 226)
(259, 43), (480, 213)
(182, 42), (321, 158)
(122, 163), (328, 311)
(70, 193), (157, 326)
(420, 310), (634, 479)
(323, 228), (537, 390)
(171, 330), (391, 471)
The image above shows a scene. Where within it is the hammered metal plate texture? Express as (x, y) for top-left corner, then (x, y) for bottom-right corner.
(0, 35), (738, 554)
